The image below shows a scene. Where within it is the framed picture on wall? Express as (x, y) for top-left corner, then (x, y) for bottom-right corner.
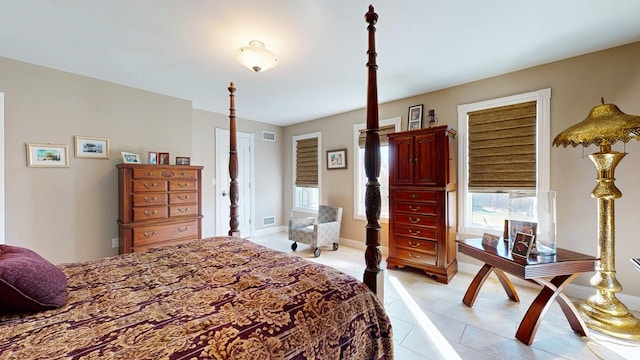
(26, 143), (69, 168)
(74, 136), (110, 159)
(326, 148), (347, 170)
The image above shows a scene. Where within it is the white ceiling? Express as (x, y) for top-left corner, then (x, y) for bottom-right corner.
(2, 1), (640, 126)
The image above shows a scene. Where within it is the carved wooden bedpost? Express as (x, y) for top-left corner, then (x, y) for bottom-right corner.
(363, 5), (384, 296)
(228, 82), (240, 237)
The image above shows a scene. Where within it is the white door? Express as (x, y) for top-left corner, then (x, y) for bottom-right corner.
(215, 128), (254, 237)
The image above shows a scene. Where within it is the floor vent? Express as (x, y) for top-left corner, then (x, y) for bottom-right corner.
(262, 216), (276, 226)
(262, 131), (276, 142)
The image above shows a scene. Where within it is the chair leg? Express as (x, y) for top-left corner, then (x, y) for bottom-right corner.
(333, 243), (339, 251)
(314, 248), (321, 258)
(291, 242), (298, 251)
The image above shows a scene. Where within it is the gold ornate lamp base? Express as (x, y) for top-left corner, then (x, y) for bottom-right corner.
(574, 146), (640, 340)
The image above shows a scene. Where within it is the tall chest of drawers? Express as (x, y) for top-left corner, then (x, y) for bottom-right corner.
(386, 125), (457, 283)
(117, 163), (203, 254)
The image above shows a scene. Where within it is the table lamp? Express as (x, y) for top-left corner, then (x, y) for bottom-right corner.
(553, 99), (640, 339)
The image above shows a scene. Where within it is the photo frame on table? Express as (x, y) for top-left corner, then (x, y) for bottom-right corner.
(326, 148), (347, 170)
(148, 152), (158, 164)
(74, 136), (110, 159)
(509, 220), (537, 242)
(26, 143), (69, 168)
(176, 156), (190, 165)
(121, 151), (141, 164)
(158, 152), (170, 165)
(481, 233), (501, 248)
(408, 104), (423, 130)
(511, 232), (535, 258)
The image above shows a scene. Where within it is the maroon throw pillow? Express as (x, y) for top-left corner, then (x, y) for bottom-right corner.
(0, 245), (67, 312)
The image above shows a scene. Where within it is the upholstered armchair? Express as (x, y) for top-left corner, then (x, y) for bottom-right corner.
(288, 205), (343, 258)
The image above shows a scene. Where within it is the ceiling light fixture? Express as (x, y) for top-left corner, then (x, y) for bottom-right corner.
(235, 40), (278, 73)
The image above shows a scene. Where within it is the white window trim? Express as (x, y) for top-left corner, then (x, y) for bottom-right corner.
(292, 131), (322, 214)
(352, 117), (401, 221)
(457, 88), (551, 236)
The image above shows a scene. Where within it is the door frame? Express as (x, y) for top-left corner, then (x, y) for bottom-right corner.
(215, 128), (255, 237)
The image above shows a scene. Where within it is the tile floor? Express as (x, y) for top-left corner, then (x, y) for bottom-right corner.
(249, 232), (640, 360)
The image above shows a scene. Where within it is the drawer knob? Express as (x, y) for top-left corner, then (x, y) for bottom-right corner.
(409, 217), (420, 224)
(408, 241), (421, 248)
(177, 182), (190, 188)
(143, 230), (158, 237)
(178, 226), (190, 232)
(409, 205), (421, 211)
(144, 182), (158, 189)
(143, 210), (158, 216)
(145, 171), (155, 176)
(177, 207), (190, 213)
(143, 196), (158, 202)
(408, 229), (421, 236)
(410, 194), (417, 199)
(177, 195), (190, 201)
(409, 253), (421, 259)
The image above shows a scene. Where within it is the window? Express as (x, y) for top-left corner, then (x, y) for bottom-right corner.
(293, 132), (321, 213)
(353, 117), (401, 220)
(457, 89), (551, 236)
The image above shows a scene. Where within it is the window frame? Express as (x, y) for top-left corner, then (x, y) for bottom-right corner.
(352, 117), (401, 221)
(292, 132), (322, 213)
(457, 89), (551, 236)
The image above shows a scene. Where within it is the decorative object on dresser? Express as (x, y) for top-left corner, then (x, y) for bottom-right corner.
(121, 151), (140, 164)
(175, 156), (190, 165)
(408, 104), (423, 130)
(148, 152), (158, 164)
(387, 125), (458, 283)
(117, 163), (203, 253)
(158, 152), (170, 164)
(74, 136), (110, 159)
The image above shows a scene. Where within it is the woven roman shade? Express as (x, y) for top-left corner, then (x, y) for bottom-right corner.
(468, 101), (537, 191)
(358, 125), (396, 148)
(295, 137), (318, 187)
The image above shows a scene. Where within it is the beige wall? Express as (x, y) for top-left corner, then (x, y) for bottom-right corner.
(1, 56), (285, 265)
(283, 41), (640, 297)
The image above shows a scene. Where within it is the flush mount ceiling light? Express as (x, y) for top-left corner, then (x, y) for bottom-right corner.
(235, 40), (278, 73)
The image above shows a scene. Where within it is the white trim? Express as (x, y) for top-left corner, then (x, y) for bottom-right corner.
(352, 117), (401, 221)
(457, 88), (551, 237)
(292, 131), (322, 214)
(251, 225), (288, 237)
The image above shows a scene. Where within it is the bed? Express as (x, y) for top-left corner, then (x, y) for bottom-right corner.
(0, 5), (391, 360)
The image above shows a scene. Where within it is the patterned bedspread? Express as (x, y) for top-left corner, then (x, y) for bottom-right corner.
(0, 237), (393, 359)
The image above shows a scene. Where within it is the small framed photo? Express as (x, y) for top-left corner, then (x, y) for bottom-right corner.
(121, 151), (141, 164)
(509, 220), (537, 242)
(511, 232), (535, 258)
(158, 152), (170, 165)
(175, 156), (190, 165)
(74, 136), (110, 159)
(326, 148), (347, 170)
(26, 143), (69, 167)
(481, 233), (500, 248)
(408, 104), (423, 130)
(148, 152), (158, 164)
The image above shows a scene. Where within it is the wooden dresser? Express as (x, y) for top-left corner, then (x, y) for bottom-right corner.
(117, 163), (203, 254)
(387, 125), (457, 283)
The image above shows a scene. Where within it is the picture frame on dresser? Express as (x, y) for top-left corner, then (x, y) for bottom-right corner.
(26, 143), (69, 168)
(148, 152), (158, 164)
(74, 136), (110, 159)
(121, 151), (141, 164)
(408, 104), (423, 130)
(158, 152), (170, 165)
(176, 156), (190, 165)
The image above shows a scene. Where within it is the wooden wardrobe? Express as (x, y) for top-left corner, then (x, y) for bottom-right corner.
(386, 125), (457, 283)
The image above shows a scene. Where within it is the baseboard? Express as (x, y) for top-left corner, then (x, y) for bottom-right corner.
(339, 236), (389, 257)
(457, 261), (640, 312)
(252, 226), (287, 237)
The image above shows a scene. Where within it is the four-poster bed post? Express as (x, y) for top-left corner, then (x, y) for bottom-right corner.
(363, 5), (384, 295)
(228, 82), (240, 237)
